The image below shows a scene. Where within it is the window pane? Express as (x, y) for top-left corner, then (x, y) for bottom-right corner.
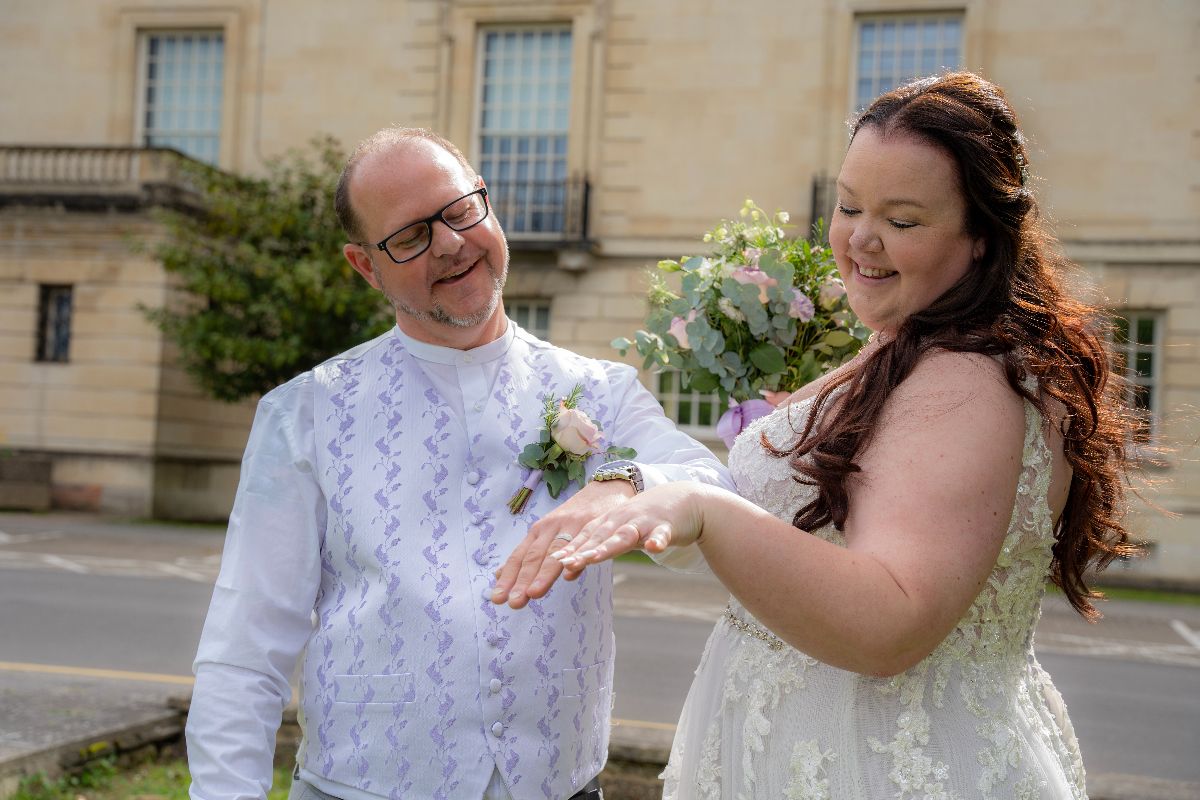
(853, 13), (963, 110)
(143, 30), (224, 164)
(504, 299), (552, 340)
(1135, 351), (1153, 378)
(36, 285), (73, 363)
(1136, 317), (1155, 345)
(477, 26), (572, 235)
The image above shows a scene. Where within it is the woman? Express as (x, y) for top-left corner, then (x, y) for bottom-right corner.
(495, 72), (1139, 798)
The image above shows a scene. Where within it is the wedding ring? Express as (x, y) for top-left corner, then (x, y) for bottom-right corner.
(552, 533), (573, 543)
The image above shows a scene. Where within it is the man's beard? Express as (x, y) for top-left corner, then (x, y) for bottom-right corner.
(375, 260), (507, 329)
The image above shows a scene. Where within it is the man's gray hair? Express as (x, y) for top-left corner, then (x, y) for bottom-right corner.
(334, 126), (478, 242)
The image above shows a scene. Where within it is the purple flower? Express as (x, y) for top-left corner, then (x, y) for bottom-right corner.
(788, 288), (815, 322)
(715, 399), (775, 448)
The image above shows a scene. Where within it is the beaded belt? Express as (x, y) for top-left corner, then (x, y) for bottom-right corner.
(723, 603), (786, 651)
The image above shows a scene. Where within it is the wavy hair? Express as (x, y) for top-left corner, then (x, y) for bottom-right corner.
(774, 72), (1140, 619)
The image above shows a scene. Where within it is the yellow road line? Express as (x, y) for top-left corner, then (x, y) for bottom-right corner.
(0, 662), (678, 731)
(613, 717), (677, 732)
(0, 661), (194, 686)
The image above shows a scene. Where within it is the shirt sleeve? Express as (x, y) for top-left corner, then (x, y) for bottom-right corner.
(603, 362), (734, 572)
(186, 375), (325, 800)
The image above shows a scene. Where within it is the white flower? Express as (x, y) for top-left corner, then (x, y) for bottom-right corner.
(718, 297), (745, 322)
(551, 403), (602, 456)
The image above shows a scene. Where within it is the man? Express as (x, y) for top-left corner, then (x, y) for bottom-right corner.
(185, 126), (731, 800)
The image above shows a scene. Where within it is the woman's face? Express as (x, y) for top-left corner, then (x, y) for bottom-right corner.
(829, 126), (984, 338)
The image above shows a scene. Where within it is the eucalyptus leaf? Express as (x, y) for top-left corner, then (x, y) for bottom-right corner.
(749, 342), (786, 374)
(823, 330), (855, 348)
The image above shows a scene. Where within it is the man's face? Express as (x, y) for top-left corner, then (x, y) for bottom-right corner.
(343, 139), (509, 349)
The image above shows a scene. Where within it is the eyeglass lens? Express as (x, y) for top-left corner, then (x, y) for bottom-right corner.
(384, 191), (488, 263)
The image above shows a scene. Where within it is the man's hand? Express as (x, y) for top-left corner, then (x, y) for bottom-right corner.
(491, 479), (635, 609)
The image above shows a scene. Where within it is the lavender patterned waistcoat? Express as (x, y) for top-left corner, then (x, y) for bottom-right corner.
(299, 330), (615, 800)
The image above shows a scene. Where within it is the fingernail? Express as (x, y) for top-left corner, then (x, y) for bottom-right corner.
(578, 549), (597, 560)
(510, 590), (524, 603)
(550, 549), (567, 560)
(491, 588), (505, 603)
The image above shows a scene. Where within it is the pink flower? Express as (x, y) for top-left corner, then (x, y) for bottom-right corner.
(742, 247), (763, 268)
(788, 288), (815, 322)
(552, 403), (603, 456)
(730, 265), (777, 303)
(668, 309), (698, 349)
(819, 276), (846, 309)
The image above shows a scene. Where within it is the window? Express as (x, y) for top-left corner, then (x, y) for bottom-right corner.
(853, 13), (963, 110)
(505, 298), (551, 340)
(140, 30), (224, 164)
(654, 371), (722, 437)
(1113, 311), (1162, 443)
(477, 27), (572, 236)
(36, 285), (73, 363)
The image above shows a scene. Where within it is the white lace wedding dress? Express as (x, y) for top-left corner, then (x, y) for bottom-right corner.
(661, 391), (1088, 799)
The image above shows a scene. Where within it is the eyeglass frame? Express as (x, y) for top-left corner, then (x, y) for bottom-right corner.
(355, 186), (490, 265)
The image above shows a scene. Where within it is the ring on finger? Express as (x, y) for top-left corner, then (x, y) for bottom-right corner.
(552, 532), (573, 543)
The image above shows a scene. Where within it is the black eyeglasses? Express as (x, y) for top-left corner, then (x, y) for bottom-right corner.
(357, 187), (490, 265)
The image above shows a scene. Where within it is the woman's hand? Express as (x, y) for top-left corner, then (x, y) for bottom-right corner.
(490, 479), (635, 609)
(551, 482), (709, 571)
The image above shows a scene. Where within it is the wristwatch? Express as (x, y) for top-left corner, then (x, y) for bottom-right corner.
(590, 460), (644, 494)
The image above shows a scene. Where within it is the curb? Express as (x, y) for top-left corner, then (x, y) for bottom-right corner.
(3, 699), (1199, 800)
(0, 707), (185, 798)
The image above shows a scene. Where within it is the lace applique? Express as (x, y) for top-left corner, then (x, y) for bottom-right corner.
(867, 665), (959, 800)
(783, 740), (837, 800)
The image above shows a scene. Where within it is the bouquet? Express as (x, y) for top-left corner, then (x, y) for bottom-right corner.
(612, 200), (867, 447)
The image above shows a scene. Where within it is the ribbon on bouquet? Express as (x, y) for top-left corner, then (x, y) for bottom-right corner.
(715, 398), (775, 449)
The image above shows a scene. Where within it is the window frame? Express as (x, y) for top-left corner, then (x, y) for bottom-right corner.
(504, 298), (553, 340)
(35, 284), (73, 364)
(134, 28), (227, 166)
(1112, 309), (1164, 445)
(652, 369), (723, 440)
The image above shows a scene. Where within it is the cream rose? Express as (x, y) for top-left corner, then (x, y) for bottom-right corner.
(551, 403), (602, 456)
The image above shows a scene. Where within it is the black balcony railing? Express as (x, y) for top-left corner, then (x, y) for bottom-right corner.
(486, 176), (589, 246)
(0, 144), (203, 211)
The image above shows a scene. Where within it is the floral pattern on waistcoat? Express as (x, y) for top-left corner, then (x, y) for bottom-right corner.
(371, 339), (415, 794)
(488, 358), (533, 789)
(314, 354), (366, 779)
(419, 381), (462, 800)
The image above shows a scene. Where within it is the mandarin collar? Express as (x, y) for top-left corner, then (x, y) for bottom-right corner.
(392, 320), (515, 366)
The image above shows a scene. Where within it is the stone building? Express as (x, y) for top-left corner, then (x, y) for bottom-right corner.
(0, 0), (1196, 580)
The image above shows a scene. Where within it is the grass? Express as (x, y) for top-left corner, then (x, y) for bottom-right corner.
(11, 759), (292, 800)
(1091, 584), (1200, 606)
(1043, 581), (1200, 607)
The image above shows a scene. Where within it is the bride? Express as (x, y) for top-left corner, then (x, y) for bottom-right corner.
(494, 72), (1138, 799)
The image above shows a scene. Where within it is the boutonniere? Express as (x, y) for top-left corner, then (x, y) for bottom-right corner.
(507, 383), (637, 514)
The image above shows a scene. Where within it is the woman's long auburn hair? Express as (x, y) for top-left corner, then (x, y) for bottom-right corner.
(775, 72), (1140, 619)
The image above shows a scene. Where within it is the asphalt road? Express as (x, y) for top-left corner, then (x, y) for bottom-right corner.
(2, 513), (1199, 787)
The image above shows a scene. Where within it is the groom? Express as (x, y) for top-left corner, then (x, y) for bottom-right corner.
(184, 126), (731, 800)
